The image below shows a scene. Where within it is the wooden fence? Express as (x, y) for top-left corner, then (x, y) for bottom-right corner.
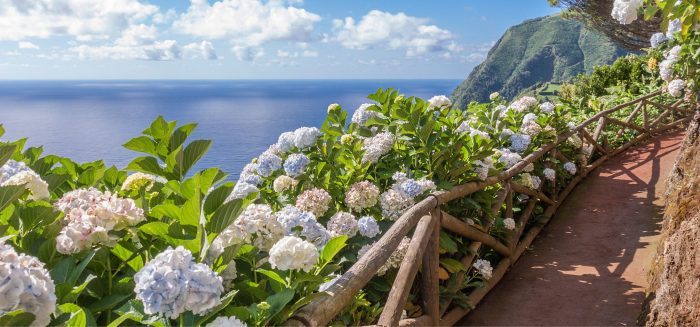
(288, 90), (694, 326)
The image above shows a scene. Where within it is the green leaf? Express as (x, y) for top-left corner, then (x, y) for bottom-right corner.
(0, 185), (28, 212)
(0, 310), (35, 326)
(62, 274), (96, 303)
(127, 157), (165, 177)
(58, 304), (89, 327)
(146, 116), (170, 141)
(208, 198), (248, 233)
(203, 182), (234, 215)
(180, 193), (200, 226)
(169, 123), (197, 152)
(320, 235), (347, 263)
(0, 144), (17, 167)
(175, 139), (212, 178)
(149, 204), (181, 220)
(139, 222), (170, 236)
(440, 258), (467, 274)
(265, 288), (295, 324)
(123, 136), (158, 156)
(257, 269), (287, 291)
(86, 293), (131, 313)
(68, 250), (97, 286)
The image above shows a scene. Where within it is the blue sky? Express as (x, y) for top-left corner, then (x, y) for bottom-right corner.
(0, 1), (559, 79)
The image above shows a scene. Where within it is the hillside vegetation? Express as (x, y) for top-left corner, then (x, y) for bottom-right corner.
(452, 15), (629, 107)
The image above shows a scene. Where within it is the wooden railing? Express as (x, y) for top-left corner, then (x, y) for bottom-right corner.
(288, 91), (694, 327)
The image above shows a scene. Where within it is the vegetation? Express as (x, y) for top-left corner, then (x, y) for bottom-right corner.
(451, 15), (629, 106)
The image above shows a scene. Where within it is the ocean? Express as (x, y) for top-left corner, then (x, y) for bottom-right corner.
(0, 80), (459, 179)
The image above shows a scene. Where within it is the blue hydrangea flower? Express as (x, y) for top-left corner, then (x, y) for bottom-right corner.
(239, 173), (263, 186)
(256, 152), (282, 177)
(399, 179), (423, 198)
(283, 153), (310, 177)
(277, 132), (295, 152)
(358, 216), (381, 238)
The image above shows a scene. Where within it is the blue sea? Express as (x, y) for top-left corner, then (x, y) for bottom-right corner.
(0, 80), (459, 179)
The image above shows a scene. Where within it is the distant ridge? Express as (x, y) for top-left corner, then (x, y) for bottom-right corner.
(451, 15), (629, 107)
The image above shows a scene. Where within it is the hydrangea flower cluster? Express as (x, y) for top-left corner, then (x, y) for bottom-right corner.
(357, 216), (380, 238)
(344, 181), (380, 212)
(539, 102), (555, 114)
(473, 259), (493, 280)
(503, 218), (516, 231)
(427, 95), (451, 111)
(134, 246), (223, 319)
(361, 132), (394, 164)
(121, 172), (166, 192)
(207, 316), (248, 327)
(55, 188), (145, 254)
(352, 103), (377, 125)
(284, 153), (310, 177)
(227, 182), (260, 202)
(509, 96), (538, 113)
(379, 174), (436, 220)
(543, 168), (556, 182)
(273, 175), (298, 193)
(497, 148), (523, 169)
(611, 0), (643, 25)
(0, 242), (56, 326)
(660, 46), (681, 81)
(255, 151), (282, 177)
(276, 127), (322, 151)
(667, 79), (686, 97)
(518, 173), (542, 190)
(327, 211), (359, 237)
(473, 157), (494, 180)
(359, 237), (411, 276)
(0, 160), (50, 200)
(650, 32), (667, 48)
(563, 162), (578, 175)
(509, 133), (531, 153)
(296, 188), (332, 217)
(268, 236), (319, 272)
(276, 206), (329, 244)
(666, 18), (681, 38)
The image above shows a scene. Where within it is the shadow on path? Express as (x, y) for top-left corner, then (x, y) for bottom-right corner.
(460, 132), (685, 326)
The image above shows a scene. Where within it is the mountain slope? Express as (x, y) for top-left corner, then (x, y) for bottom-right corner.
(451, 15), (629, 107)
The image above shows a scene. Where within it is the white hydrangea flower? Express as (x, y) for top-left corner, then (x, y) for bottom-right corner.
(55, 188), (144, 254)
(563, 162), (577, 175)
(273, 175), (297, 193)
(0, 160), (50, 200)
(327, 103), (341, 114)
(207, 316), (247, 327)
(296, 188), (332, 218)
(276, 132), (296, 152)
(134, 246), (223, 319)
(416, 178), (437, 194)
(392, 172), (409, 183)
(378, 237), (410, 276)
(523, 163), (535, 172)
(234, 204), (284, 251)
(509, 133), (531, 153)
(361, 132), (394, 164)
(650, 32), (667, 48)
(293, 127), (321, 149)
(327, 211), (359, 238)
(344, 181), (380, 212)
(121, 172), (165, 192)
(380, 189), (415, 221)
(427, 95), (451, 110)
(473, 158), (493, 180)
(0, 242), (56, 326)
(543, 168), (556, 182)
(489, 92), (500, 101)
(473, 259), (493, 279)
(469, 129), (491, 140)
(352, 103), (377, 125)
(666, 18), (681, 38)
(268, 236), (319, 272)
(226, 182), (259, 202)
(500, 128), (514, 140)
(456, 121), (471, 134)
(503, 218), (516, 231)
(496, 148), (523, 169)
(357, 216), (381, 238)
(667, 79), (686, 97)
(660, 59), (674, 81)
(539, 102), (555, 114)
(509, 96), (538, 113)
(611, 0), (643, 24)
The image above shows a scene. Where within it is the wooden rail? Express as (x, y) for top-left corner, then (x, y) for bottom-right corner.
(287, 91), (694, 327)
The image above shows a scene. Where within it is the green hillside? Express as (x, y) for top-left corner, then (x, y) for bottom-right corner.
(451, 15), (629, 107)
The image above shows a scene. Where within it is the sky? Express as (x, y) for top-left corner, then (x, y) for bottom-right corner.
(0, 0), (560, 79)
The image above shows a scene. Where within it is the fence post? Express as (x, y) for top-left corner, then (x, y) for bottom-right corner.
(420, 209), (441, 325)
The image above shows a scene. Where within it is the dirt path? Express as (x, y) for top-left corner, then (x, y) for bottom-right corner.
(460, 132), (685, 326)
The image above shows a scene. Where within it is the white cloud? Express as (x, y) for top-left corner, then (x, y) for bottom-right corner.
(332, 10), (461, 58)
(276, 49), (317, 58)
(0, 0), (159, 41)
(18, 41), (40, 50)
(173, 0), (321, 60)
(183, 41), (218, 60)
(69, 23), (180, 61)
